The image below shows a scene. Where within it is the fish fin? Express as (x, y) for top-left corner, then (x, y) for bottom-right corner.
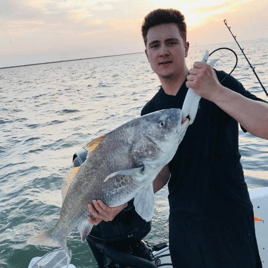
(62, 167), (81, 204)
(85, 135), (105, 157)
(103, 166), (144, 182)
(27, 228), (65, 248)
(134, 183), (154, 222)
(28, 229), (72, 264)
(78, 219), (93, 241)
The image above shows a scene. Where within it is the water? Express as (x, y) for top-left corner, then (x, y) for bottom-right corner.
(1, 39), (268, 268)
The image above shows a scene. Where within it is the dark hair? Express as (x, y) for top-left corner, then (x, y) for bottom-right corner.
(141, 9), (187, 45)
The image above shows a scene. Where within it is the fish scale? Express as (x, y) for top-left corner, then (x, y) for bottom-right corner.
(27, 108), (190, 266)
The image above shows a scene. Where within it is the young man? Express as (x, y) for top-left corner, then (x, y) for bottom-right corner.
(140, 8), (268, 268)
(88, 8), (268, 268)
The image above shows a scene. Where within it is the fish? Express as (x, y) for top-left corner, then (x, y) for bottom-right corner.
(27, 108), (189, 261)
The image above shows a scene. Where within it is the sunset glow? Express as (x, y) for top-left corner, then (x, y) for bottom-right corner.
(0, 0), (267, 67)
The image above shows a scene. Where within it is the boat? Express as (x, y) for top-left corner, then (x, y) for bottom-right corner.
(28, 187), (268, 268)
(27, 241), (172, 268)
(250, 187), (268, 267)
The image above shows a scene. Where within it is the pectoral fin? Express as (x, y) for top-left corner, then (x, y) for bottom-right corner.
(78, 219), (93, 241)
(104, 165), (145, 182)
(134, 183), (154, 222)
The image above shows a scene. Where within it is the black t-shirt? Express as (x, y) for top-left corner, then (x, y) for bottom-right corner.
(89, 199), (151, 243)
(141, 70), (264, 222)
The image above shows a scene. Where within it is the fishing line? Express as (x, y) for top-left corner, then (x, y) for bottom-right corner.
(223, 19), (268, 97)
(208, 47), (238, 84)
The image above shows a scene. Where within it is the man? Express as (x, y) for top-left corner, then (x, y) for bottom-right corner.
(88, 8), (268, 268)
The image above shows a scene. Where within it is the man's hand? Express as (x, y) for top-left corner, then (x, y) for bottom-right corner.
(186, 62), (268, 139)
(186, 62), (223, 102)
(87, 200), (128, 226)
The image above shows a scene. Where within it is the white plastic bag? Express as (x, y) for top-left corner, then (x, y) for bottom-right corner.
(28, 248), (75, 268)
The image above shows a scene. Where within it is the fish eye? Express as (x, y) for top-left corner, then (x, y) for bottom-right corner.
(159, 121), (165, 128)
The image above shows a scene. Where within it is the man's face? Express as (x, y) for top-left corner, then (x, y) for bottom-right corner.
(145, 23), (189, 80)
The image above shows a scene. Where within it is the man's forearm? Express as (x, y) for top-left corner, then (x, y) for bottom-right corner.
(212, 85), (268, 139)
(153, 165), (170, 193)
(186, 62), (268, 140)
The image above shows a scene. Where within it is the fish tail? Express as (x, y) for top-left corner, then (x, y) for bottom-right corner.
(28, 229), (72, 266)
(28, 228), (72, 261)
(27, 228), (65, 249)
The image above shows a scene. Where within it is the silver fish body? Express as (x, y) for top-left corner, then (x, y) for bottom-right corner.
(28, 108), (189, 259)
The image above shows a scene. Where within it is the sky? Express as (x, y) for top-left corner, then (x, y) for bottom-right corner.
(1, 0), (267, 68)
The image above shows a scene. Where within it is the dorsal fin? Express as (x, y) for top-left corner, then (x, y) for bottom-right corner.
(61, 135), (105, 205)
(85, 135), (105, 157)
(61, 166), (81, 204)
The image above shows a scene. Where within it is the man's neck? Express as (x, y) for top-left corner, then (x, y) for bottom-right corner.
(159, 69), (188, 96)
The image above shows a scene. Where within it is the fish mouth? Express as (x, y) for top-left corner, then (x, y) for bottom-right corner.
(177, 117), (190, 133)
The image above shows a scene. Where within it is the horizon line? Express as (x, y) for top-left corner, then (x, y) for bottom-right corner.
(0, 51), (143, 70)
(1, 37), (266, 70)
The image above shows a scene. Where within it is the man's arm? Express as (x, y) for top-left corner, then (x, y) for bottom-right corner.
(153, 165), (170, 193)
(87, 165), (170, 225)
(186, 62), (268, 139)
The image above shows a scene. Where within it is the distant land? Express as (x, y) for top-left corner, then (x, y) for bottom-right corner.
(0, 52), (143, 70)
(1, 37), (267, 70)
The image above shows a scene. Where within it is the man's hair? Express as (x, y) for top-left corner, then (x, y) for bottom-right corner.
(141, 9), (187, 45)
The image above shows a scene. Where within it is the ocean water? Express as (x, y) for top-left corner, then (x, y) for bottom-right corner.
(1, 38), (268, 268)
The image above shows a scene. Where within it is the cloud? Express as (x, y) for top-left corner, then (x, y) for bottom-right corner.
(0, 0), (124, 26)
(180, 0), (254, 28)
(142, 0), (254, 28)
(0, 0), (267, 67)
(0, 0), (147, 46)
(0, 0), (144, 60)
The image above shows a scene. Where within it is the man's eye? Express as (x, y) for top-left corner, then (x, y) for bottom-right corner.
(150, 43), (159, 49)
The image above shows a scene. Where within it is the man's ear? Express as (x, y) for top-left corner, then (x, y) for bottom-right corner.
(185, 41), (190, 57)
(145, 48), (149, 60)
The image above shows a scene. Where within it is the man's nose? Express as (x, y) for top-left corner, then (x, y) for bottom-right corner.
(159, 45), (169, 56)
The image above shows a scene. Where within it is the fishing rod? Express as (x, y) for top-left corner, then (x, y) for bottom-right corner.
(223, 19), (268, 97)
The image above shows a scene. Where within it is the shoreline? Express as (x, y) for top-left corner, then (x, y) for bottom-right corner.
(0, 51), (143, 70)
(1, 38), (267, 70)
